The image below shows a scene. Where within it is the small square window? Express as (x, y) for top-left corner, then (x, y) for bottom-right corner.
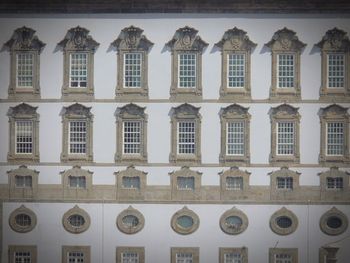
(177, 177), (195, 190)
(9, 245), (37, 263)
(269, 248), (297, 263)
(124, 53), (142, 88)
(277, 177), (293, 190)
(122, 176), (140, 189)
(277, 122), (295, 155)
(226, 177), (243, 190)
(68, 251), (85, 263)
(62, 246), (90, 263)
(69, 121), (87, 154)
(178, 53), (197, 88)
(274, 253), (292, 263)
(326, 122), (344, 156)
(326, 177), (343, 189)
(15, 175), (32, 188)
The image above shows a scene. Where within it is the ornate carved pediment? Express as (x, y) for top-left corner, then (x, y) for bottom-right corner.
(62, 103), (93, 118)
(114, 165), (147, 178)
(316, 28), (350, 51)
(58, 26), (99, 51)
(4, 26), (45, 52)
(318, 166), (350, 178)
(169, 166), (202, 177)
(8, 103), (38, 117)
(220, 104), (250, 119)
(319, 104), (349, 118)
(268, 166), (301, 178)
(111, 25), (153, 51)
(215, 27), (256, 51)
(265, 27), (306, 51)
(171, 103), (201, 118)
(270, 104), (300, 119)
(7, 165), (39, 176)
(115, 103), (146, 118)
(166, 26), (208, 52)
(60, 165), (93, 177)
(219, 166), (251, 178)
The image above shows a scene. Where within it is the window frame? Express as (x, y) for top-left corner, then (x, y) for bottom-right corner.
(269, 248), (298, 263)
(269, 167), (301, 200)
(219, 167), (250, 200)
(171, 247), (199, 263)
(219, 207), (249, 235)
(219, 247), (248, 263)
(318, 167), (349, 199)
(62, 246), (90, 263)
(171, 206), (200, 235)
(115, 166), (147, 200)
(269, 207), (298, 235)
(320, 207), (348, 236)
(61, 166), (93, 199)
(116, 206), (145, 235)
(9, 205), (37, 233)
(62, 205), (91, 234)
(8, 245), (37, 263)
(170, 166), (202, 201)
(116, 247), (145, 263)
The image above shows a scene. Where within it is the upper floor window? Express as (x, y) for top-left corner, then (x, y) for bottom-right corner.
(277, 177), (293, 190)
(277, 122), (294, 155)
(115, 166), (147, 200)
(265, 28), (306, 101)
(327, 54), (345, 88)
(269, 167), (300, 199)
(69, 120), (87, 154)
(166, 26), (208, 101)
(326, 122), (344, 156)
(170, 167), (202, 201)
(4, 26), (45, 100)
(112, 26), (153, 101)
(228, 54), (245, 88)
(178, 121), (195, 154)
(58, 26), (99, 100)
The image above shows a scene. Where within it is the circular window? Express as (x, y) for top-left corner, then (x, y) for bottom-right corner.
(270, 207), (298, 235)
(220, 208), (248, 235)
(9, 205), (37, 233)
(171, 206), (199, 235)
(62, 206), (90, 234)
(320, 207), (348, 236)
(117, 206), (145, 234)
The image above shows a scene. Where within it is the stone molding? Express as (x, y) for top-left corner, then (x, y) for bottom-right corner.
(219, 207), (249, 235)
(8, 205), (37, 233)
(116, 247), (145, 263)
(60, 165), (93, 199)
(171, 206), (200, 235)
(319, 207), (348, 236)
(62, 205), (91, 234)
(318, 167), (350, 200)
(219, 167), (250, 200)
(269, 207), (298, 235)
(269, 167), (301, 200)
(115, 165), (147, 200)
(116, 206), (145, 234)
(7, 165), (39, 199)
(219, 247), (248, 263)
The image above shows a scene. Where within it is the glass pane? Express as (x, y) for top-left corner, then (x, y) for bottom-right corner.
(276, 216), (292, 228)
(225, 216), (243, 229)
(122, 215), (139, 227)
(15, 214), (32, 226)
(68, 215), (85, 227)
(176, 215), (194, 228)
(326, 216), (342, 229)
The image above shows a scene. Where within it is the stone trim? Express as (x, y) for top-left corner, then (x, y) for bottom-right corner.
(7, 103), (40, 163)
(7, 165), (39, 199)
(171, 247), (199, 263)
(8, 245), (37, 263)
(115, 165), (147, 200)
(265, 28), (306, 102)
(169, 103), (201, 165)
(219, 104), (251, 165)
(57, 26), (99, 101)
(116, 206), (145, 234)
(166, 26), (208, 101)
(111, 26), (153, 101)
(319, 207), (348, 236)
(219, 167), (250, 200)
(269, 167), (301, 200)
(115, 104), (148, 164)
(171, 206), (199, 235)
(62, 205), (91, 234)
(8, 205), (37, 233)
(219, 207), (249, 235)
(116, 247), (145, 263)
(319, 246), (339, 263)
(318, 167), (350, 200)
(269, 104), (301, 165)
(60, 103), (94, 163)
(61, 165), (93, 199)
(170, 166), (202, 201)
(215, 27), (256, 101)
(269, 248), (298, 263)
(219, 247), (248, 263)
(62, 246), (90, 263)
(319, 104), (350, 164)
(4, 26), (45, 100)
(269, 207), (298, 235)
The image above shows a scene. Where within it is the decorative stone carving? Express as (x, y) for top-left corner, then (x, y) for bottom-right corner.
(7, 165), (39, 199)
(219, 167), (250, 200)
(8, 246), (37, 263)
(320, 207), (348, 236)
(58, 26), (99, 51)
(171, 206), (200, 235)
(269, 207), (298, 235)
(169, 166), (202, 200)
(116, 206), (145, 234)
(9, 205), (37, 233)
(115, 165), (147, 200)
(62, 246), (90, 263)
(219, 207), (249, 235)
(60, 165), (93, 199)
(62, 205), (91, 234)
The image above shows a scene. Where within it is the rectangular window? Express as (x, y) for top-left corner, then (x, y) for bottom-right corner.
(122, 176), (141, 189)
(69, 176), (86, 188)
(327, 54), (345, 88)
(123, 121), (141, 154)
(179, 53), (196, 88)
(224, 252), (242, 263)
(14, 251), (31, 263)
(274, 254), (292, 263)
(124, 53), (142, 88)
(277, 54), (294, 88)
(326, 177), (343, 189)
(122, 252), (139, 263)
(226, 121), (245, 155)
(176, 253), (193, 263)
(15, 175), (32, 188)
(16, 53), (34, 88)
(277, 177), (293, 190)
(327, 122), (344, 156)
(69, 121), (87, 154)
(226, 177), (243, 190)
(70, 53), (88, 88)
(277, 122), (294, 155)
(68, 251), (84, 263)
(177, 177), (195, 190)
(228, 54), (245, 88)
(15, 121), (33, 154)
(178, 121), (195, 154)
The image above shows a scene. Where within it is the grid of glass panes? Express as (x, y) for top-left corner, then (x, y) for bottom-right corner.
(277, 54), (294, 88)
(69, 176), (86, 188)
(327, 54), (345, 88)
(122, 252), (139, 263)
(178, 121), (195, 154)
(15, 175), (32, 188)
(124, 53), (142, 88)
(277, 177), (293, 190)
(15, 214), (31, 227)
(176, 253), (193, 263)
(68, 252), (84, 263)
(69, 121), (87, 154)
(122, 176), (140, 189)
(227, 121), (245, 155)
(327, 177), (343, 189)
(277, 122), (294, 155)
(70, 53), (87, 88)
(15, 121), (33, 154)
(14, 251), (31, 263)
(123, 121), (141, 154)
(177, 176), (195, 190)
(275, 254), (292, 263)
(327, 122), (344, 155)
(224, 253), (242, 263)
(179, 53), (196, 88)
(228, 54), (245, 88)
(16, 53), (33, 87)
(226, 177), (243, 190)
(68, 215), (85, 227)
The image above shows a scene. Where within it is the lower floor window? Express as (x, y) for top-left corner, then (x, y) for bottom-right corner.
(274, 254), (292, 263)
(68, 252), (84, 263)
(14, 251), (31, 263)
(122, 252), (139, 263)
(69, 121), (87, 154)
(176, 253), (193, 263)
(224, 253), (242, 263)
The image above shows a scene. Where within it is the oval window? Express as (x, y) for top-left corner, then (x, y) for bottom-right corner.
(326, 216), (342, 229)
(176, 215), (194, 228)
(276, 216), (293, 228)
(122, 215), (139, 227)
(68, 214), (85, 227)
(15, 213), (32, 227)
(225, 216), (243, 229)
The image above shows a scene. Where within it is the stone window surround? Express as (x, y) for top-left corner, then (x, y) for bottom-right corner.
(115, 165), (147, 200)
(319, 207), (348, 236)
(8, 245), (37, 263)
(219, 104), (251, 165)
(319, 246), (339, 263)
(265, 27), (306, 101)
(60, 165), (93, 199)
(219, 167), (250, 200)
(57, 26), (99, 101)
(62, 246), (90, 263)
(269, 207), (298, 235)
(215, 27), (256, 101)
(171, 247), (199, 263)
(219, 247), (248, 263)
(166, 26), (208, 102)
(4, 26), (45, 100)
(7, 103), (40, 164)
(318, 167), (349, 193)
(269, 167), (300, 194)
(115, 103), (148, 164)
(62, 205), (91, 234)
(269, 248), (298, 263)
(116, 247), (145, 263)
(171, 206), (200, 235)
(269, 104), (301, 165)
(319, 104), (349, 164)
(60, 103), (94, 163)
(9, 205), (37, 233)
(7, 165), (39, 199)
(116, 206), (145, 235)
(316, 28), (350, 100)
(219, 207), (249, 235)
(111, 25), (153, 101)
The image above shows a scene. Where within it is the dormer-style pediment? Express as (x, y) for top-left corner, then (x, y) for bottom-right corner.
(166, 26), (208, 52)
(319, 104), (349, 118)
(4, 26), (45, 52)
(8, 103), (38, 118)
(265, 27), (306, 52)
(220, 104), (250, 119)
(270, 104), (300, 119)
(58, 26), (99, 52)
(115, 103), (146, 119)
(316, 28), (350, 51)
(215, 27), (256, 51)
(171, 103), (201, 118)
(111, 25), (153, 51)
